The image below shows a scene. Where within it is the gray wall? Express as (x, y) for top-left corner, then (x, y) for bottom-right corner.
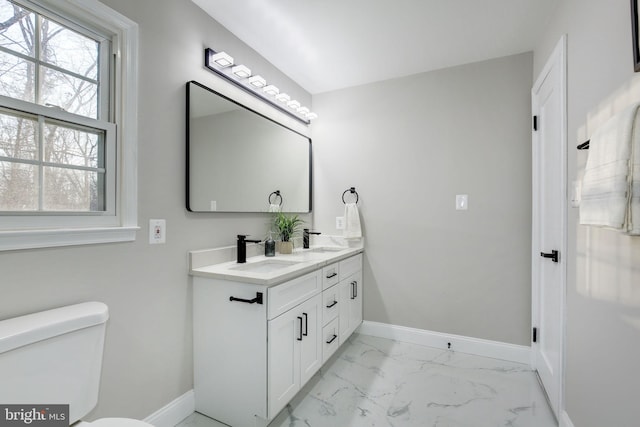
(534, 0), (640, 425)
(0, 0), (311, 420)
(312, 52), (534, 346)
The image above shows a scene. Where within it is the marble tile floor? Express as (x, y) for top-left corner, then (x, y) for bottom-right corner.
(177, 333), (557, 427)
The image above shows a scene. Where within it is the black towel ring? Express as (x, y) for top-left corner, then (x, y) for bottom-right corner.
(342, 187), (359, 204)
(268, 190), (283, 206)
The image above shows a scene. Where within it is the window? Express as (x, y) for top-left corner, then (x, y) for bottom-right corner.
(0, 0), (138, 250)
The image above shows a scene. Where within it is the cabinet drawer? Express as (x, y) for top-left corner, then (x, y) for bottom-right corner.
(322, 263), (339, 290)
(268, 271), (321, 319)
(339, 254), (362, 281)
(322, 317), (340, 363)
(322, 284), (340, 326)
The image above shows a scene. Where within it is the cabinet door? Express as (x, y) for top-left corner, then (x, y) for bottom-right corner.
(299, 294), (322, 386)
(339, 271), (364, 343)
(349, 271), (363, 336)
(338, 279), (351, 344)
(268, 307), (301, 418)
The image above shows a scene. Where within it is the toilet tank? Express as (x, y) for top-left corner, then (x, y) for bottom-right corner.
(0, 302), (109, 424)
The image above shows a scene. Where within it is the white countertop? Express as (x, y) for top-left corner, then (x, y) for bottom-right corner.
(189, 239), (363, 286)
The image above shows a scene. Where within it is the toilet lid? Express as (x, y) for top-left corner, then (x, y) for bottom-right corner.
(83, 418), (153, 427)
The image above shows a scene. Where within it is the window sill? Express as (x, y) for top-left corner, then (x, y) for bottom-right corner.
(0, 226), (139, 251)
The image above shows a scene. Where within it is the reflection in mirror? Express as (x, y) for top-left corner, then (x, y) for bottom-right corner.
(187, 81), (312, 213)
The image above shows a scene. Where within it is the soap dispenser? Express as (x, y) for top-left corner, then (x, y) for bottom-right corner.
(265, 231), (276, 257)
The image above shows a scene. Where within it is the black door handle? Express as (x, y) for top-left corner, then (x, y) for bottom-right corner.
(326, 272), (337, 279)
(326, 300), (338, 308)
(350, 281), (356, 299)
(326, 334), (337, 344)
(303, 313), (308, 337)
(540, 250), (559, 263)
(297, 316), (303, 341)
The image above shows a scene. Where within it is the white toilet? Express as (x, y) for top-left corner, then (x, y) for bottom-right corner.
(0, 302), (153, 427)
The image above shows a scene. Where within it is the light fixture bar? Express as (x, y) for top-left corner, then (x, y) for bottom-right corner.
(204, 48), (316, 124)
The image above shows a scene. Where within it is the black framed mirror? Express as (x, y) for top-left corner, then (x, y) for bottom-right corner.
(186, 81), (312, 213)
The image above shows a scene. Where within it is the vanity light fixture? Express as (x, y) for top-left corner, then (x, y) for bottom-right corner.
(210, 51), (233, 67)
(248, 75), (267, 88)
(204, 47), (316, 124)
(263, 85), (279, 96)
(287, 100), (301, 110)
(231, 64), (251, 78)
(275, 93), (290, 103)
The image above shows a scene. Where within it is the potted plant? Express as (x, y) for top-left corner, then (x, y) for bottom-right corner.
(273, 212), (304, 254)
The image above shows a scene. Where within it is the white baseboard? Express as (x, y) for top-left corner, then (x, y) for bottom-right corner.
(143, 389), (195, 427)
(560, 411), (575, 427)
(357, 321), (531, 365)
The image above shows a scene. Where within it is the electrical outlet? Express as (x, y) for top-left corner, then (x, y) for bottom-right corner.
(336, 216), (345, 230)
(149, 219), (166, 244)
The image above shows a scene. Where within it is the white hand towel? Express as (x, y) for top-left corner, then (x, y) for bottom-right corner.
(343, 203), (362, 240)
(268, 204), (281, 213)
(580, 103), (640, 230)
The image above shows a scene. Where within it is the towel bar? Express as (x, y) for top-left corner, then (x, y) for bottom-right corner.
(342, 187), (359, 204)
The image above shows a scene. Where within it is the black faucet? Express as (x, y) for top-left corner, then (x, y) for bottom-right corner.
(303, 228), (321, 249)
(237, 235), (261, 263)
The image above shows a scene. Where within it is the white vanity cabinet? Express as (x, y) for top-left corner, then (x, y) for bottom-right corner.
(192, 252), (362, 427)
(267, 292), (322, 418)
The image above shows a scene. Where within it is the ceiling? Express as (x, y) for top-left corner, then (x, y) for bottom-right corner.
(192, 0), (558, 94)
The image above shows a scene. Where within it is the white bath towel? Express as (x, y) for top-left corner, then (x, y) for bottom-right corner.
(580, 103), (640, 233)
(343, 203), (362, 240)
(268, 204), (281, 213)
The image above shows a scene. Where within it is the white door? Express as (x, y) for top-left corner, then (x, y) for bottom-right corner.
(349, 271), (363, 334)
(267, 307), (301, 418)
(338, 278), (352, 343)
(531, 35), (567, 418)
(299, 294), (322, 385)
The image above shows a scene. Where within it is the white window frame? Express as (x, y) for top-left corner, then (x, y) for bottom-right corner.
(0, 0), (138, 251)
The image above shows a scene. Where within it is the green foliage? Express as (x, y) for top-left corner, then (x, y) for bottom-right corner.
(273, 212), (304, 242)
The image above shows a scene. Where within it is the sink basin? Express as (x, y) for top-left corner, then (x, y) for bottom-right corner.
(230, 259), (299, 273)
(309, 246), (346, 253)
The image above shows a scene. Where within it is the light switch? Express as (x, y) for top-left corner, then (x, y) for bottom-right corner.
(456, 194), (468, 210)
